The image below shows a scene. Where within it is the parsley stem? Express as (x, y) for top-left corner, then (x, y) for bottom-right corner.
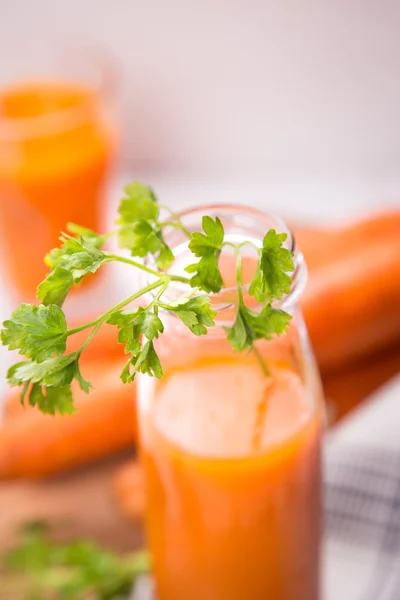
(76, 320), (103, 356)
(158, 205), (192, 238)
(222, 240), (260, 251)
(234, 246), (244, 305)
(159, 220), (192, 238)
(238, 240), (261, 251)
(252, 344), (270, 377)
(234, 245), (270, 377)
(148, 280), (169, 314)
(104, 253), (190, 284)
(67, 280), (164, 337)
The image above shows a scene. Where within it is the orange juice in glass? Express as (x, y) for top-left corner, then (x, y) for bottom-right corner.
(0, 49), (118, 299)
(137, 206), (323, 600)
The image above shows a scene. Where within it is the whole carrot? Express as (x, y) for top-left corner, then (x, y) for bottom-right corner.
(302, 228), (400, 372)
(113, 458), (146, 522)
(294, 210), (400, 271)
(292, 211), (400, 372)
(0, 361), (137, 479)
(323, 344), (400, 422)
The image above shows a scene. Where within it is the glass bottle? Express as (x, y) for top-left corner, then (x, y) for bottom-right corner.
(137, 205), (324, 600)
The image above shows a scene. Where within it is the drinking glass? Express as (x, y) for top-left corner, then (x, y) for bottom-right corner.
(0, 46), (118, 300)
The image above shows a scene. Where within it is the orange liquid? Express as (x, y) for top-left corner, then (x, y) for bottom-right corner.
(0, 81), (115, 298)
(141, 356), (322, 600)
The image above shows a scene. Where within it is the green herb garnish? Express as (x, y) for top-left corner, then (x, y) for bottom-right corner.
(0, 522), (149, 600)
(1, 182), (294, 415)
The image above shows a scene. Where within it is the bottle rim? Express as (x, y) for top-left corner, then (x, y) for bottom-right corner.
(146, 202), (308, 313)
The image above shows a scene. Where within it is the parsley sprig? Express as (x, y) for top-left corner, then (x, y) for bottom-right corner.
(224, 235), (294, 368)
(1, 182), (295, 415)
(0, 522), (149, 600)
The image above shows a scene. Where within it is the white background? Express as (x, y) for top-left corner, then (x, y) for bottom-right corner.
(1, 0), (400, 182)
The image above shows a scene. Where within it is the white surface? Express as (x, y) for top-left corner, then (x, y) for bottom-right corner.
(1, 1), (400, 177)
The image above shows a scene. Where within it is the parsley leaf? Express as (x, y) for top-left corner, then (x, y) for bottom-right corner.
(107, 307), (164, 345)
(1, 522), (150, 600)
(8, 355), (76, 387)
(6, 355), (79, 415)
(116, 182), (174, 270)
(249, 229), (295, 302)
(120, 341), (163, 383)
(156, 242), (175, 270)
(108, 307), (164, 383)
(118, 182), (159, 222)
(36, 267), (73, 306)
(132, 340), (163, 378)
(140, 311), (164, 340)
(120, 358), (135, 384)
(225, 302), (292, 352)
(185, 216), (224, 293)
(188, 216), (225, 252)
(29, 383), (75, 415)
(118, 218), (160, 256)
(73, 361), (92, 394)
(260, 305), (293, 335)
(66, 223), (108, 249)
(1, 304), (68, 362)
(224, 306), (253, 351)
(45, 234), (106, 282)
(163, 295), (216, 335)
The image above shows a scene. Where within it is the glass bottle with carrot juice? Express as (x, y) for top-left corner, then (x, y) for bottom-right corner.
(137, 206), (324, 600)
(0, 50), (117, 299)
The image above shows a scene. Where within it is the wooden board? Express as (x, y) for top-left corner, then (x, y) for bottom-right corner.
(0, 453), (144, 554)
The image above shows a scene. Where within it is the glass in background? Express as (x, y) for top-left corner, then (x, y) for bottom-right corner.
(0, 46), (119, 300)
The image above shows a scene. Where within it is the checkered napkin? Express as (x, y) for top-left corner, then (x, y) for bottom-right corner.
(324, 443), (400, 600)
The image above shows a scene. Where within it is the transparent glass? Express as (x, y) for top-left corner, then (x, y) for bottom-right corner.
(137, 205), (324, 600)
(0, 46), (119, 300)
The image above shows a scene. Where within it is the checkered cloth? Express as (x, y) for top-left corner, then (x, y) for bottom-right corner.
(132, 377), (400, 600)
(324, 443), (400, 600)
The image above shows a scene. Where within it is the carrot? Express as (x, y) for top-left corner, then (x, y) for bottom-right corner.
(302, 231), (400, 372)
(113, 458), (146, 522)
(293, 210), (400, 271)
(292, 211), (400, 372)
(322, 344), (400, 423)
(0, 360), (137, 479)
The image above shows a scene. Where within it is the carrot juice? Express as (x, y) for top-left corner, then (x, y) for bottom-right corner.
(0, 79), (116, 298)
(139, 352), (322, 600)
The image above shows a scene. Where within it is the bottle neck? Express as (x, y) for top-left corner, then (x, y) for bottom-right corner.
(151, 204), (307, 317)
